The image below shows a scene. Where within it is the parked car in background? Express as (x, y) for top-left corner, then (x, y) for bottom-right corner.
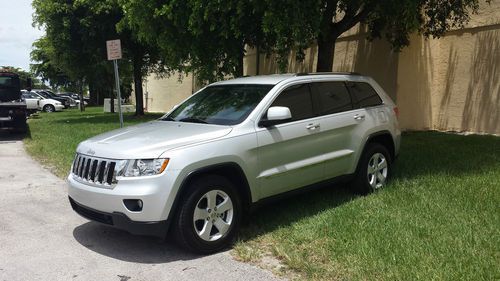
(59, 92), (90, 106)
(33, 89), (71, 108)
(30, 91), (64, 112)
(68, 73), (401, 254)
(20, 91), (40, 115)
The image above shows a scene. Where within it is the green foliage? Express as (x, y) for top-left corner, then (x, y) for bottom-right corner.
(33, 0), (490, 83)
(121, 0), (269, 82)
(31, 0), (162, 111)
(120, 0), (489, 76)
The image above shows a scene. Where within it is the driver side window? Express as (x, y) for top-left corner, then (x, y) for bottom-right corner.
(269, 83), (314, 122)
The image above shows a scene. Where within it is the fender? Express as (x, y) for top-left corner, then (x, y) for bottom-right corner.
(165, 162), (253, 229)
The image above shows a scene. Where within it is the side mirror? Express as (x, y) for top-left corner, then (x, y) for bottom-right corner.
(259, 106), (292, 127)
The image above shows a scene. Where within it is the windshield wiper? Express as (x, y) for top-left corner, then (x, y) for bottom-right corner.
(178, 117), (208, 124)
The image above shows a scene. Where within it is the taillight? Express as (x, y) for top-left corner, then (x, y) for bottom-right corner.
(393, 107), (399, 118)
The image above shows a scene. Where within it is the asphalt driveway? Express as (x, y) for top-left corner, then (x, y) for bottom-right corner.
(0, 135), (279, 281)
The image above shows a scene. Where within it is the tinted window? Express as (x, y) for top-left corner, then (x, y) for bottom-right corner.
(270, 83), (314, 122)
(347, 82), (382, 108)
(313, 82), (352, 115)
(36, 91), (51, 99)
(165, 84), (272, 125)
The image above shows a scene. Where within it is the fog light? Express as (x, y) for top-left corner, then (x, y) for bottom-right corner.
(123, 199), (143, 212)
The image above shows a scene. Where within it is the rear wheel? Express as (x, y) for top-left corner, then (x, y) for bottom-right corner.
(43, 104), (55, 113)
(174, 175), (241, 254)
(351, 143), (391, 194)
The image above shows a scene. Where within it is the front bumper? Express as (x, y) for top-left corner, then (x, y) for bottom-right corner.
(69, 196), (170, 237)
(55, 104), (64, 111)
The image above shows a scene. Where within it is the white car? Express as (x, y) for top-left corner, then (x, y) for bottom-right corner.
(21, 91), (40, 115)
(68, 73), (401, 253)
(30, 91), (64, 112)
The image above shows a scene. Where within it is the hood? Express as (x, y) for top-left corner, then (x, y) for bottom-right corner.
(44, 98), (61, 104)
(77, 121), (232, 159)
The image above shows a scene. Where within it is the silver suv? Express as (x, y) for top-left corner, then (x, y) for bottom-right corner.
(68, 73), (401, 253)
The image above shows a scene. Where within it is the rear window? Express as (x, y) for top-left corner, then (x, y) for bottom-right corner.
(347, 82), (382, 108)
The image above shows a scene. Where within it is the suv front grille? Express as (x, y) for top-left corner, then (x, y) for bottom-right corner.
(72, 154), (118, 187)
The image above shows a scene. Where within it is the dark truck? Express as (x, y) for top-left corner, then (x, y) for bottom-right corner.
(0, 72), (28, 133)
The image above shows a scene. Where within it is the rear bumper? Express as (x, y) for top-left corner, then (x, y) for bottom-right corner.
(69, 196), (170, 238)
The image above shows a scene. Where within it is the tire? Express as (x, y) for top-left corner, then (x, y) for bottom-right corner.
(351, 143), (392, 195)
(174, 174), (242, 254)
(43, 104), (55, 113)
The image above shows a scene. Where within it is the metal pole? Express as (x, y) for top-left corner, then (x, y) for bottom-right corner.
(113, 59), (124, 128)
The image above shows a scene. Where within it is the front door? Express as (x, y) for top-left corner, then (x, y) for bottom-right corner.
(256, 83), (325, 198)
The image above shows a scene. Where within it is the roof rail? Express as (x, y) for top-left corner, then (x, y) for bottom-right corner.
(295, 72), (361, 76)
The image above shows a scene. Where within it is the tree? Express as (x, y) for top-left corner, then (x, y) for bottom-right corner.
(31, 37), (75, 89)
(261, 0), (491, 72)
(32, 0), (161, 115)
(120, 0), (269, 82)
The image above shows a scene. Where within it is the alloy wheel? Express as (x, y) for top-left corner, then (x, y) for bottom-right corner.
(192, 189), (234, 242)
(367, 152), (388, 190)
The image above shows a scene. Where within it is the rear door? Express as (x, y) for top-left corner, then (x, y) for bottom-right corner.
(256, 82), (325, 198)
(309, 80), (359, 178)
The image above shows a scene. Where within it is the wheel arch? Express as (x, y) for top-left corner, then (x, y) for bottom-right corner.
(167, 162), (253, 225)
(363, 130), (396, 162)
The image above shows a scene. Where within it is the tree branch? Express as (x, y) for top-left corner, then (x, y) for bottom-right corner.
(333, 4), (371, 35)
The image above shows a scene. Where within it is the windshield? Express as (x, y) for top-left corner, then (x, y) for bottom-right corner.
(37, 91), (51, 99)
(162, 84), (273, 125)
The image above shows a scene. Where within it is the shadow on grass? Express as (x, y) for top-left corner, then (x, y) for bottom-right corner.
(238, 131), (500, 240)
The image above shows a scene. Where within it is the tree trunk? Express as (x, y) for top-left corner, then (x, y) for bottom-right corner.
(235, 47), (244, 77)
(79, 79), (85, 112)
(133, 55), (144, 116)
(316, 33), (337, 72)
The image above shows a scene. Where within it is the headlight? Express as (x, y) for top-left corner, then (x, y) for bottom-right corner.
(55, 102), (61, 105)
(120, 158), (169, 177)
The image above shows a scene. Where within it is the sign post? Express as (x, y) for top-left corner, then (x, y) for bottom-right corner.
(106, 39), (124, 128)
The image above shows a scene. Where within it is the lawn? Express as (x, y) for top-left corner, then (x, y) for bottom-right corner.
(24, 108), (499, 280)
(234, 132), (500, 280)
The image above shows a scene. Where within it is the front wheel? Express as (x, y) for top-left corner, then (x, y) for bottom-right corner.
(43, 104), (55, 113)
(174, 175), (241, 254)
(351, 143), (392, 195)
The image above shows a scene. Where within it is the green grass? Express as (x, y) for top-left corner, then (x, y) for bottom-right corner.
(24, 107), (162, 177)
(234, 132), (500, 280)
(23, 109), (499, 280)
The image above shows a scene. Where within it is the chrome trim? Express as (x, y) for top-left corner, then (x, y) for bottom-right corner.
(71, 153), (121, 188)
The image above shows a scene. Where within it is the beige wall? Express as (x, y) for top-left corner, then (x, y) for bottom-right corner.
(131, 73), (194, 113)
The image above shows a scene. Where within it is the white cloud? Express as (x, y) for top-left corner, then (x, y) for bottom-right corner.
(0, 0), (45, 71)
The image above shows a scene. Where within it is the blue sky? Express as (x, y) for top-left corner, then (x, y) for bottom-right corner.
(0, 0), (44, 71)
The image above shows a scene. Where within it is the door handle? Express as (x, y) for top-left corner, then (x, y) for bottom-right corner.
(354, 114), (365, 120)
(306, 123), (320, 130)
